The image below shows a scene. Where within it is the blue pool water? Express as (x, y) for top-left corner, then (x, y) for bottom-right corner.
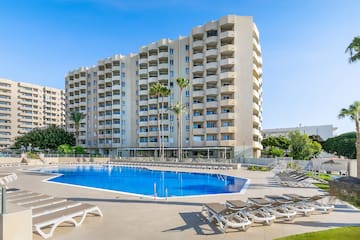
(40, 165), (247, 198)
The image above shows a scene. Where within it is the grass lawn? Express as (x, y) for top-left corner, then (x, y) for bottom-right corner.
(275, 226), (360, 240)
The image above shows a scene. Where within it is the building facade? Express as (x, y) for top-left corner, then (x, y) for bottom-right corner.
(262, 125), (336, 141)
(65, 15), (263, 158)
(0, 78), (65, 149)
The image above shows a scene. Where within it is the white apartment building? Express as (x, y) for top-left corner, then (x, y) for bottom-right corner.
(263, 125), (336, 141)
(65, 15), (263, 158)
(0, 78), (65, 149)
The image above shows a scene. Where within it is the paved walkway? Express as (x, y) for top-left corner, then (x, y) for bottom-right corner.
(4, 165), (360, 240)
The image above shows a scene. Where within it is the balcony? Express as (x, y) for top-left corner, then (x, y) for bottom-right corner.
(148, 120), (158, 126)
(105, 105), (112, 111)
(205, 75), (218, 83)
(205, 114), (218, 121)
(253, 128), (261, 137)
(221, 99), (235, 106)
(139, 121), (148, 126)
(148, 109), (158, 115)
(139, 131), (148, 137)
(193, 128), (205, 135)
(253, 38), (261, 54)
(158, 63), (168, 70)
(253, 141), (263, 150)
(253, 102), (260, 113)
(220, 58), (235, 67)
(205, 49), (218, 57)
(219, 140), (236, 146)
(148, 55), (157, 62)
(139, 58), (148, 64)
(193, 40), (204, 49)
(253, 115), (261, 125)
(206, 101), (218, 108)
(206, 128), (218, 134)
(148, 66), (157, 73)
(206, 88), (218, 95)
(220, 112), (235, 119)
(221, 85), (235, 93)
(158, 52), (169, 59)
(192, 66), (204, 73)
(193, 53), (204, 60)
(253, 89), (260, 102)
(192, 25), (204, 35)
(193, 90), (204, 97)
(220, 31), (235, 39)
(148, 77), (157, 84)
(206, 62), (218, 70)
(205, 36), (217, 44)
(192, 78), (204, 85)
(139, 90), (148, 95)
(139, 79), (148, 85)
(158, 74), (169, 81)
(139, 69), (148, 75)
(148, 98), (157, 104)
(219, 15), (236, 26)
(139, 100), (148, 106)
(192, 115), (204, 122)
(221, 126), (235, 133)
(192, 103), (205, 109)
(220, 44), (235, 53)
(220, 72), (235, 80)
(253, 77), (261, 90)
(112, 85), (121, 91)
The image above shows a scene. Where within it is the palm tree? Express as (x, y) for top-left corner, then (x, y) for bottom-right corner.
(149, 82), (163, 160)
(170, 102), (185, 162)
(159, 85), (171, 161)
(176, 77), (189, 162)
(69, 111), (85, 146)
(338, 101), (360, 177)
(345, 36), (360, 63)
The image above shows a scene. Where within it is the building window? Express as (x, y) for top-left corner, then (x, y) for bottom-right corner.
(170, 71), (174, 77)
(93, 72), (97, 77)
(185, 56), (189, 62)
(185, 68), (189, 74)
(185, 45), (189, 51)
(170, 59), (174, 65)
(169, 48), (174, 55)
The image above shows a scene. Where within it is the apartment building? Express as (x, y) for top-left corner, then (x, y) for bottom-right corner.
(263, 125), (336, 141)
(0, 78), (65, 149)
(65, 15), (263, 158)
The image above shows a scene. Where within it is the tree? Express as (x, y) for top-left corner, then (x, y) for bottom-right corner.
(58, 144), (73, 154)
(261, 136), (290, 150)
(176, 77), (189, 162)
(288, 131), (322, 160)
(149, 82), (163, 160)
(345, 36), (360, 63)
(323, 132), (356, 159)
(338, 101), (360, 177)
(170, 102), (185, 162)
(159, 85), (171, 160)
(264, 146), (284, 158)
(69, 111), (85, 145)
(14, 125), (75, 151)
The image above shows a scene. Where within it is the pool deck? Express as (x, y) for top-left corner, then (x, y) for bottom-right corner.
(4, 165), (360, 240)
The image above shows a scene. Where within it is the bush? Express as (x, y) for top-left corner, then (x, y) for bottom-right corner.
(247, 165), (271, 171)
(27, 152), (40, 159)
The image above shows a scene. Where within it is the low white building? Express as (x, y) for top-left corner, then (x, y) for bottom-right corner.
(262, 124), (336, 140)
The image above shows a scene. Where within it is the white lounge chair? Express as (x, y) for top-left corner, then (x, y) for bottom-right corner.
(284, 194), (334, 213)
(32, 200), (82, 217)
(33, 203), (103, 239)
(262, 196), (297, 221)
(202, 203), (252, 233)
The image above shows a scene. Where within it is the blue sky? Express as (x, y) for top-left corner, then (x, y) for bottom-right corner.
(0, 0), (359, 135)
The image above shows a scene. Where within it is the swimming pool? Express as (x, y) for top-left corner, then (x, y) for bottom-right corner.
(39, 165), (248, 198)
